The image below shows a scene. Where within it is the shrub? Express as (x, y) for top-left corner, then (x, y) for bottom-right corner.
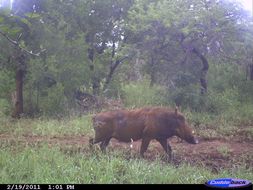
(121, 79), (170, 108)
(38, 83), (67, 116)
(0, 98), (11, 117)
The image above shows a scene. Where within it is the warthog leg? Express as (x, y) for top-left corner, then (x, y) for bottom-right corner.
(89, 137), (111, 153)
(156, 138), (172, 161)
(140, 137), (151, 157)
(99, 137), (111, 152)
(89, 138), (94, 149)
(89, 137), (102, 148)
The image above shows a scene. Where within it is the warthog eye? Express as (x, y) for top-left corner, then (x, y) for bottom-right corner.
(94, 121), (105, 129)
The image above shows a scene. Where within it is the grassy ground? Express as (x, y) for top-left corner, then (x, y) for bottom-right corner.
(0, 115), (252, 184)
(0, 115), (93, 137)
(0, 144), (252, 184)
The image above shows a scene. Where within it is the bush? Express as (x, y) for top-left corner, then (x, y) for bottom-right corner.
(102, 76), (125, 99)
(169, 63), (253, 118)
(0, 69), (15, 98)
(0, 98), (11, 117)
(121, 80), (170, 108)
(170, 87), (243, 114)
(169, 84), (202, 111)
(237, 80), (253, 103)
(38, 83), (67, 116)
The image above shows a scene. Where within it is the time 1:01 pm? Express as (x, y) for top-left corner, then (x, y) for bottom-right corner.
(48, 185), (74, 190)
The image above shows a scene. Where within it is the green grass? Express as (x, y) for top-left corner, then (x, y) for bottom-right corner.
(0, 115), (93, 137)
(0, 104), (252, 184)
(184, 109), (253, 140)
(216, 145), (232, 158)
(0, 115), (252, 184)
(1, 107), (251, 141)
(0, 145), (252, 184)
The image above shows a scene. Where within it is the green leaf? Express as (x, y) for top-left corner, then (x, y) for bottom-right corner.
(8, 27), (22, 36)
(0, 25), (10, 33)
(20, 18), (31, 27)
(0, 16), (4, 23)
(24, 13), (41, 19)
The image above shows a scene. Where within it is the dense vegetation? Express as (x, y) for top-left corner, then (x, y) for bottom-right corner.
(0, 0), (252, 184)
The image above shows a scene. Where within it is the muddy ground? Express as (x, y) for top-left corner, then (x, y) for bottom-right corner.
(0, 133), (252, 173)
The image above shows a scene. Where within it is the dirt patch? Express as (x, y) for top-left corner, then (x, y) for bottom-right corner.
(0, 133), (252, 172)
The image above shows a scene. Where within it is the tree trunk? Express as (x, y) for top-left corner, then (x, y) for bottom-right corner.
(192, 48), (209, 95)
(88, 47), (100, 95)
(12, 68), (24, 118)
(11, 54), (26, 118)
(103, 41), (116, 92)
(103, 62), (118, 92)
(103, 40), (128, 92)
(103, 57), (128, 92)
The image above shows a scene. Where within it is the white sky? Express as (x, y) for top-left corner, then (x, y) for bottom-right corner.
(0, 0), (252, 16)
(237, 0), (253, 14)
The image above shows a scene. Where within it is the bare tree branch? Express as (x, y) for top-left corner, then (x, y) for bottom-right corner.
(0, 30), (46, 56)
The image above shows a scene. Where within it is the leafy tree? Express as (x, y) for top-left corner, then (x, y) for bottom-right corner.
(126, 0), (252, 96)
(0, 1), (45, 118)
(1, 0), (252, 117)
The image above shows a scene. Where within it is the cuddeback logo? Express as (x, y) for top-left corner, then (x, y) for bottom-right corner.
(205, 178), (252, 189)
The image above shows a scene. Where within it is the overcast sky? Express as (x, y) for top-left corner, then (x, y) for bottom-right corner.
(238, 0), (252, 14)
(0, 0), (252, 16)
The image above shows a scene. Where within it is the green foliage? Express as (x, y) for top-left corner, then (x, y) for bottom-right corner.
(0, 0), (252, 126)
(122, 79), (170, 108)
(237, 80), (253, 103)
(38, 83), (66, 116)
(0, 69), (14, 117)
(102, 76), (124, 98)
(0, 69), (15, 98)
(169, 63), (253, 118)
(0, 99), (11, 117)
(169, 84), (201, 110)
(0, 5), (34, 38)
(205, 64), (253, 123)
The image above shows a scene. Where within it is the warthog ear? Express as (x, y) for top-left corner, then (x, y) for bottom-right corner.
(175, 106), (178, 116)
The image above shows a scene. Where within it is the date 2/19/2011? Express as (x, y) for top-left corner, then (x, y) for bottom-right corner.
(6, 185), (75, 190)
